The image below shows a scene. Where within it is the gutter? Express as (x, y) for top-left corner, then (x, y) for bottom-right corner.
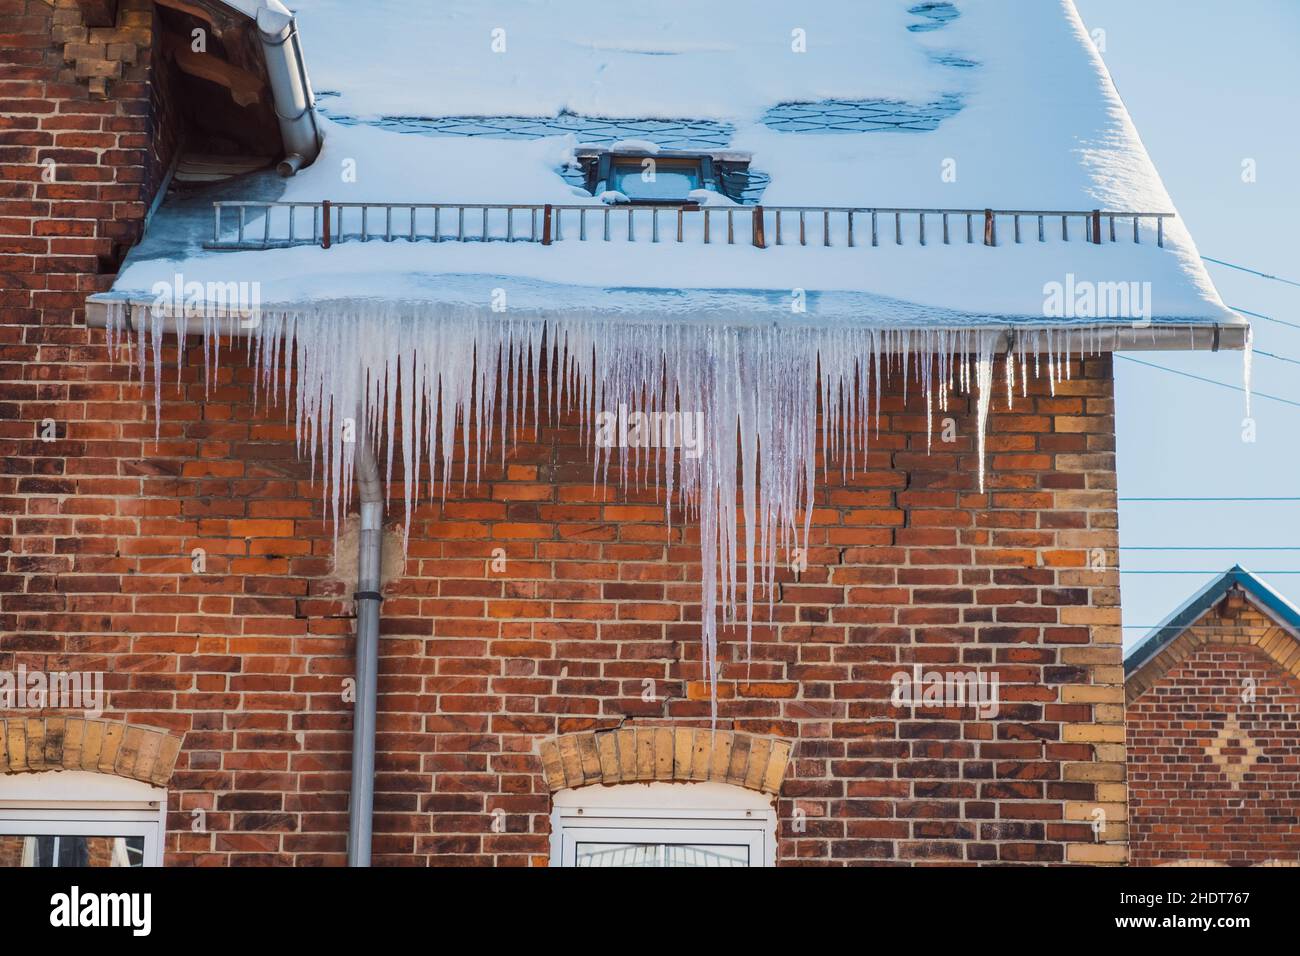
(79, 301), (1252, 353)
(348, 430), (384, 867)
(255, 2), (323, 176)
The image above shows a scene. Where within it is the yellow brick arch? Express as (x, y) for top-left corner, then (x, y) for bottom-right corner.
(1, 716), (181, 787)
(538, 727), (792, 795)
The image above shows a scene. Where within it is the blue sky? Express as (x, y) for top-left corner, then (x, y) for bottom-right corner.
(1073, 0), (1300, 648)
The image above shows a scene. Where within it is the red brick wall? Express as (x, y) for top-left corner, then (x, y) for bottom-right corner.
(1, 0), (171, 284)
(4, 319), (1129, 864)
(2, 1), (1128, 868)
(1127, 609), (1300, 866)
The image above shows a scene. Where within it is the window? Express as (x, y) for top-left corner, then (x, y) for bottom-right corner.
(550, 781), (776, 868)
(571, 148), (762, 205)
(609, 157), (703, 204)
(0, 771), (167, 868)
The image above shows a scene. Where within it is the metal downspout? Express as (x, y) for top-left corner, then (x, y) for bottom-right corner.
(255, 2), (323, 176)
(348, 432), (383, 866)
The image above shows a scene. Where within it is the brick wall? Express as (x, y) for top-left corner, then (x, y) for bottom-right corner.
(4, 319), (1129, 863)
(1, 0), (171, 282)
(1127, 604), (1300, 865)
(2, 0), (1128, 868)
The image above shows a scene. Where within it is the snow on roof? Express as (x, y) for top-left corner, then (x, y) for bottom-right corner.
(291, 0), (952, 122)
(103, 0), (1240, 329)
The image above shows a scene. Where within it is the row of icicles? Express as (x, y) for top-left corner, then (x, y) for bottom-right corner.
(104, 302), (1245, 713)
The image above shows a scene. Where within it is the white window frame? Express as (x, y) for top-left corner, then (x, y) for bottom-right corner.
(0, 770), (167, 868)
(550, 781), (777, 868)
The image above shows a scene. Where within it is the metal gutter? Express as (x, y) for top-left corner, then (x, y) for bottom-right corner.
(79, 300), (1251, 353)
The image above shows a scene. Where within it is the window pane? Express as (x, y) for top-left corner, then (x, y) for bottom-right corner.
(575, 842), (749, 867)
(610, 164), (700, 201)
(0, 834), (145, 867)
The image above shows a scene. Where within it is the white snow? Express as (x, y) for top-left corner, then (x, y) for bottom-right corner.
(173, 0), (1232, 319)
(289, 0), (947, 122)
(687, 188), (737, 207)
(609, 140), (662, 154)
(283, 121), (582, 205)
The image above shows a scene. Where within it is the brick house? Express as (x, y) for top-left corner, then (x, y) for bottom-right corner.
(1126, 567), (1300, 866)
(1, 0), (1249, 867)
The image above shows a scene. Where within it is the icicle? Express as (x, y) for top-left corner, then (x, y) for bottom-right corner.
(1242, 323), (1254, 419)
(102, 299), (1107, 719)
(973, 331), (997, 493)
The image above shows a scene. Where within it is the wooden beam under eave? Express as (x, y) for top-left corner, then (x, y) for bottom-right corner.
(75, 0), (119, 28)
(164, 33), (263, 108)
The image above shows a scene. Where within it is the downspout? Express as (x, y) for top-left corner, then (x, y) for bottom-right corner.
(348, 430), (384, 866)
(255, 2), (323, 176)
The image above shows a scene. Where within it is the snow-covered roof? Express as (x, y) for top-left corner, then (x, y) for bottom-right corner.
(96, 0), (1242, 336)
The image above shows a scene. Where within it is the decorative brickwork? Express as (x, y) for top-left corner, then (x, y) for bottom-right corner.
(46, 0), (156, 99)
(1, 0), (176, 279)
(1126, 603), (1300, 704)
(0, 716), (181, 786)
(539, 728), (792, 794)
(1128, 602), (1300, 865)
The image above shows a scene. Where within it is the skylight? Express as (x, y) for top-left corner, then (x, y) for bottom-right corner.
(609, 157), (702, 203)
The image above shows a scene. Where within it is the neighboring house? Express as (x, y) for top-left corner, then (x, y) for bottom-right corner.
(1126, 567), (1300, 866)
(2, 0), (1247, 866)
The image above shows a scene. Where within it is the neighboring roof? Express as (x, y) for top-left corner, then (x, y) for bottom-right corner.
(95, 0), (1243, 339)
(1124, 566), (1300, 701)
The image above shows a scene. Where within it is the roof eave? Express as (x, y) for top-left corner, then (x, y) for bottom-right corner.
(1125, 566), (1300, 676)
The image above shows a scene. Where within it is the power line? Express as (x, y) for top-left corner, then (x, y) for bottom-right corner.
(1121, 569), (1300, 574)
(1115, 354), (1300, 408)
(1120, 623), (1286, 628)
(1231, 305), (1300, 331)
(1119, 496), (1300, 501)
(1120, 546), (1300, 551)
(1254, 348), (1300, 367)
(1203, 256), (1300, 289)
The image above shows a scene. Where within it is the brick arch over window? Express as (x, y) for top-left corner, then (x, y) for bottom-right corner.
(1, 717), (181, 787)
(538, 728), (792, 795)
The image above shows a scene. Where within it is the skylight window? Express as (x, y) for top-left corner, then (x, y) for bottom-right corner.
(572, 147), (760, 205)
(609, 157), (702, 203)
